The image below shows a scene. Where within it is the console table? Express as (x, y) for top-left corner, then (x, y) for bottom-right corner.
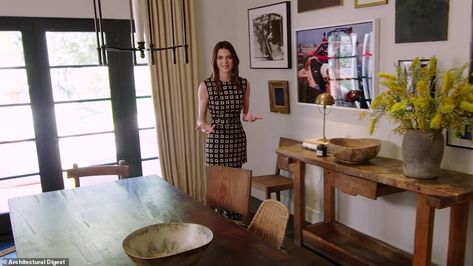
(277, 144), (473, 266)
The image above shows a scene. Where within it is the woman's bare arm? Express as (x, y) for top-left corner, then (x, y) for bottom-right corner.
(196, 82), (215, 134)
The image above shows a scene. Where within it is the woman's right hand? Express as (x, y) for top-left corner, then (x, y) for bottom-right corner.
(196, 122), (215, 134)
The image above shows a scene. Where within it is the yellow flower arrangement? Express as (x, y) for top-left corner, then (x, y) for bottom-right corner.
(362, 57), (473, 137)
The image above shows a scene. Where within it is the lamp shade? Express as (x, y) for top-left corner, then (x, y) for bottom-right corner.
(315, 93), (335, 106)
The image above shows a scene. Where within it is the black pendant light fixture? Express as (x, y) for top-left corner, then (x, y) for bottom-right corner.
(92, 0), (189, 65)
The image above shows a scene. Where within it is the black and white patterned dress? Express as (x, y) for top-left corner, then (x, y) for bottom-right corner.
(204, 78), (247, 168)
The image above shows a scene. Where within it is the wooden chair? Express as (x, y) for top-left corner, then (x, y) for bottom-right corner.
(0, 245), (15, 257)
(66, 160), (129, 188)
(252, 137), (301, 200)
(206, 165), (252, 225)
(248, 199), (289, 249)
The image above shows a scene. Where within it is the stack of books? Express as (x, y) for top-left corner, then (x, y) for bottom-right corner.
(302, 137), (329, 151)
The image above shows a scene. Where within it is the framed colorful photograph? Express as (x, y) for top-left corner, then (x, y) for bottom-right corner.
(447, 125), (473, 149)
(298, 0), (343, 12)
(268, 80), (290, 114)
(296, 19), (378, 109)
(248, 1), (291, 69)
(355, 0), (387, 8)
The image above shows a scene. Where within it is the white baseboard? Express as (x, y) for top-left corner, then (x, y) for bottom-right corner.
(251, 188), (322, 223)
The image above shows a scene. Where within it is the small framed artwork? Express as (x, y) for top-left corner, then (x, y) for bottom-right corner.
(268, 80), (290, 114)
(248, 1), (291, 69)
(398, 59), (433, 94)
(355, 0), (387, 8)
(298, 0), (343, 12)
(447, 125), (473, 149)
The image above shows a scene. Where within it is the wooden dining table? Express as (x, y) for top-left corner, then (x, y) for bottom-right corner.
(9, 175), (304, 266)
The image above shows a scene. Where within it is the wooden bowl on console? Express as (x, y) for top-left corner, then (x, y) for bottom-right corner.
(328, 138), (381, 164)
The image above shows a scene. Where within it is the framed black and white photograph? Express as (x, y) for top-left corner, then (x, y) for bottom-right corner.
(248, 2), (291, 69)
(268, 80), (290, 114)
(447, 125), (473, 149)
(296, 19), (378, 109)
(398, 59), (434, 94)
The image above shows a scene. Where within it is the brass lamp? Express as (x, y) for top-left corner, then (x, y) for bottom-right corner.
(315, 93), (335, 143)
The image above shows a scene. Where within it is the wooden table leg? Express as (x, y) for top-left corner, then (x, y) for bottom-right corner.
(323, 170), (335, 222)
(447, 202), (469, 266)
(413, 194), (435, 266)
(292, 160), (305, 246)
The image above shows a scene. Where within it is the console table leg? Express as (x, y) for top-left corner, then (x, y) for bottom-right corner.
(293, 160), (305, 246)
(413, 194), (435, 266)
(323, 171), (335, 222)
(447, 202), (469, 266)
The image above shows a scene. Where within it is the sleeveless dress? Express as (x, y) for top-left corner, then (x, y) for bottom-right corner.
(204, 77), (247, 168)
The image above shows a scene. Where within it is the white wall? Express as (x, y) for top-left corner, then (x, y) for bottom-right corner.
(197, 0), (473, 265)
(2, 0), (472, 265)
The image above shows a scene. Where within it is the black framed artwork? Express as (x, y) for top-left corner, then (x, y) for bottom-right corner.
(248, 1), (291, 69)
(398, 59), (435, 95)
(395, 0), (449, 43)
(447, 126), (473, 149)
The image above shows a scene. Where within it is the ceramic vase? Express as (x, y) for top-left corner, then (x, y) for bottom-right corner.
(401, 130), (444, 179)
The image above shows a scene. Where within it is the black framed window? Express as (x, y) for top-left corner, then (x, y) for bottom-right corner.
(0, 17), (160, 234)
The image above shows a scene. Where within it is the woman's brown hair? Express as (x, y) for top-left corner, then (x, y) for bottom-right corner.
(211, 40), (242, 92)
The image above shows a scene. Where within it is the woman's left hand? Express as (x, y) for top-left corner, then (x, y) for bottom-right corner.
(243, 111), (262, 122)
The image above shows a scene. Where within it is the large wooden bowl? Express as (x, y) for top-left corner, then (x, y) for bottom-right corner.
(122, 223), (213, 266)
(328, 138), (381, 164)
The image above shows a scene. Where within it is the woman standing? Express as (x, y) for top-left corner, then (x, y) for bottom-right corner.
(196, 41), (261, 168)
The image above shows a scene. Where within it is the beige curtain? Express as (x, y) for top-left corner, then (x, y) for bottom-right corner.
(148, 0), (206, 201)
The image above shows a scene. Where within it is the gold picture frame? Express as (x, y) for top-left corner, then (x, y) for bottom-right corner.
(355, 0), (387, 8)
(268, 80), (290, 114)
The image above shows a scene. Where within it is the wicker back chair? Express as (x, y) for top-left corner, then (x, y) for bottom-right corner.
(248, 199), (289, 249)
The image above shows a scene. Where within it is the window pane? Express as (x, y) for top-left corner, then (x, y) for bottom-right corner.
(137, 98), (156, 128)
(135, 53), (149, 65)
(46, 32), (99, 66)
(0, 142), (39, 177)
(59, 133), (116, 169)
(50, 66), (110, 101)
(0, 175), (41, 213)
(141, 159), (162, 177)
(0, 69), (30, 105)
(139, 129), (158, 159)
(0, 31), (25, 67)
(55, 101), (114, 136)
(0, 106), (34, 141)
(134, 65), (152, 96)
